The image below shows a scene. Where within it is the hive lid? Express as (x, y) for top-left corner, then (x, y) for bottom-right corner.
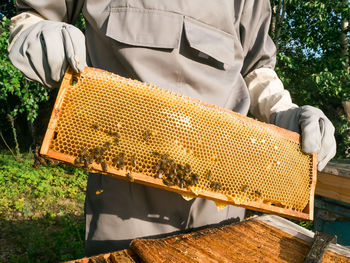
(130, 215), (350, 263)
(41, 67), (317, 220)
(66, 215), (350, 263)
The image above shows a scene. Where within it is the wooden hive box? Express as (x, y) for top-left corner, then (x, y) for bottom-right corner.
(66, 215), (350, 263)
(130, 215), (350, 263)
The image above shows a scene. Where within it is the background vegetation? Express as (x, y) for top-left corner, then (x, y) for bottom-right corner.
(270, 0), (350, 157)
(0, 0), (349, 262)
(0, 152), (87, 262)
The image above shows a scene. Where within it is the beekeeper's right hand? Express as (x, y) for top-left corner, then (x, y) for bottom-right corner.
(9, 18), (86, 89)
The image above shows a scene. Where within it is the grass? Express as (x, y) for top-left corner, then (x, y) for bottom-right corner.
(0, 151), (87, 262)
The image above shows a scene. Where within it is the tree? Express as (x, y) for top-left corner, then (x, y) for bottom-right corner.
(0, 0), (16, 19)
(270, 0), (350, 158)
(0, 17), (50, 154)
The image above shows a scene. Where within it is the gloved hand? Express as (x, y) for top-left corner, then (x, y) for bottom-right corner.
(9, 20), (86, 89)
(270, 105), (336, 171)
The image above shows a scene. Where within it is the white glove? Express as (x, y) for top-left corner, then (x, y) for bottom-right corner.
(9, 20), (86, 88)
(270, 106), (336, 171)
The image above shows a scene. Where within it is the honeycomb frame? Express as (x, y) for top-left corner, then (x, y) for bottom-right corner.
(41, 67), (317, 220)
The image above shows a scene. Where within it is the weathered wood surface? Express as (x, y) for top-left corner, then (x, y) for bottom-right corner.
(65, 249), (141, 263)
(316, 161), (350, 204)
(130, 216), (350, 263)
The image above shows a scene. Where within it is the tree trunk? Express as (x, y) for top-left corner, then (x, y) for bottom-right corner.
(342, 101), (350, 124)
(340, 0), (349, 68)
(340, 0), (349, 127)
(271, 3), (277, 42)
(269, 0), (287, 53)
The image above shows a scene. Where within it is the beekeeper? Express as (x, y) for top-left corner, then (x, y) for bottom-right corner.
(8, 0), (336, 256)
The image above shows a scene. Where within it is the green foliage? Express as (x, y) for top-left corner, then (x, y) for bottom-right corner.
(273, 0), (350, 159)
(74, 13), (86, 32)
(0, 151), (87, 219)
(1, 215), (85, 263)
(0, 151), (86, 262)
(0, 17), (50, 127)
(296, 220), (314, 231)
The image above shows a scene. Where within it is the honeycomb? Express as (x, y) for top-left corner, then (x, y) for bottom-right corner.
(41, 67), (316, 219)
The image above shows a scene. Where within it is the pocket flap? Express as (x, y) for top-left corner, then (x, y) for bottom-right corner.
(106, 7), (183, 49)
(184, 17), (236, 66)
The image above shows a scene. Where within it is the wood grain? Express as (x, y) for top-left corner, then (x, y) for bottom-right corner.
(130, 219), (349, 263)
(316, 171), (350, 204)
(65, 249), (141, 263)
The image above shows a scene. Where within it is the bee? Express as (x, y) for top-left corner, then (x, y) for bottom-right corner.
(92, 147), (103, 158)
(191, 173), (199, 185)
(86, 155), (93, 165)
(92, 124), (99, 130)
(92, 147), (98, 157)
(101, 160), (107, 172)
(185, 178), (193, 186)
(116, 160), (123, 169)
(95, 156), (102, 164)
(33, 146), (49, 166)
(152, 151), (160, 156)
(116, 153), (125, 169)
(114, 138), (120, 146)
(207, 170), (212, 180)
(177, 172), (185, 180)
(163, 178), (174, 186)
(38, 156), (48, 166)
(104, 142), (111, 150)
(95, 189), (104, 195)
(74, 157), (81, 166)
(156, 172), (164, 179)
(119, 152), (125, 160)
(255, 190), (262, 197)
(113, 132), (120, 138)
(33, 160), (40, 169)
(172, 166), (177, 175)
(160, 160), (168, 171)
(210, 182), (221, 190)
(126, 172), (134, 182)
(161, 154), (169, 160)
(173, 177), (180, 186)
(155, 161), (161, 172)
(167, 172), (174, 180)
(83, 158), (89, 169)
(184, 164), (191, 173)
(79, 148), (87, 158)
(99, 147), (106, 155)
(34, 146), (40, 159)
(168, 159), (175, 167)
(131, 155), (136, 167)
(164, 166), (171, 175)
(144, 130), (151, 141)
(47, 159), (59, 166)
(177, 164), (184, 171)
(241, 185), (248, 192)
